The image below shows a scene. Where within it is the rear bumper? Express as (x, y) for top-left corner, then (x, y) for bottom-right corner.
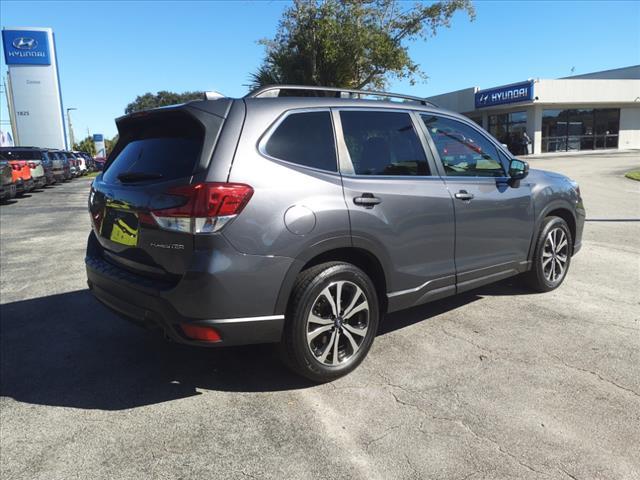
(0, 183), (16, 199)
(88, 274), (284, 347)
(34, 176), (47, 188)
(85, 232), (291, 347)
(23, 178), (34, 192)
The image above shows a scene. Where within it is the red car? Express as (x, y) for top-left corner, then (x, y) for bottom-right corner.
(0, 149), (34, 195)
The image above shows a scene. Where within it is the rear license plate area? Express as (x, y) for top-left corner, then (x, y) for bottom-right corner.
(101, 208), (139, 246)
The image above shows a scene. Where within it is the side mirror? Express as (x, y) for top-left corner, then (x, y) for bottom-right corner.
(509, 159), (529, 180)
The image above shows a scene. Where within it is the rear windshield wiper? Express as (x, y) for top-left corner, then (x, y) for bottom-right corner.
(117, 172), (164, 182)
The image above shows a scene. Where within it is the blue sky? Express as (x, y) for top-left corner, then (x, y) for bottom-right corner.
(1, 0), (639, 140)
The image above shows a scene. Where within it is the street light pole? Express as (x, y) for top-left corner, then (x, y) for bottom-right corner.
(66, 107), (77, 149)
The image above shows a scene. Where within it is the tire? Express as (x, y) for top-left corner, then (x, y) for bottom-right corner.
(280, 261), (380, 383)
(524, 216), (573, 292)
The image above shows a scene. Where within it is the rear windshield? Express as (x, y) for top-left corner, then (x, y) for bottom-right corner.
(1, 149), (42, 160)
(103, 112), (204, 184)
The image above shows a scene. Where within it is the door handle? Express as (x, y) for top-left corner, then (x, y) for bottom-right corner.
(353, 193), (381, 208)
(454, 190), (474, 201)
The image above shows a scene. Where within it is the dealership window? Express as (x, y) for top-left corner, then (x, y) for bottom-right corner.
(466, 114), (483, 127)
(542, 108), (620, 153)
(488, 111), (528, 155)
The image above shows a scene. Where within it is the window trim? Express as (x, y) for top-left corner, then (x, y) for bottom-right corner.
(257, 107), (339, 174)
(333, 107), (437, 179)
(417, 112), (511, 180)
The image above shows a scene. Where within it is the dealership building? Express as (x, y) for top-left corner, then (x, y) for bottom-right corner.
(426, 65), (640, 155)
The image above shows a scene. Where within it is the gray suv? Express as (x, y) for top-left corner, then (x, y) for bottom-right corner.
(86, 86), (585, 382)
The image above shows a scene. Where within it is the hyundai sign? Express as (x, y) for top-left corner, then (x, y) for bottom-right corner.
(2, 27), (66, 149)
(2, 29), (51, 65)
(475, 81), (534, 109)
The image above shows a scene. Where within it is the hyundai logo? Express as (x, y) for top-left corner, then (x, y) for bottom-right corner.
(12, 37), (38, 50)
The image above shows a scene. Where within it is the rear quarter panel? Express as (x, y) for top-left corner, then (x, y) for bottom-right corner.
(223, 100), (351, 258)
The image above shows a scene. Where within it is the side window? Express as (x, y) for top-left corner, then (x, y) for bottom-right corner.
(340, 111), (430, 176)
(264, 111), (337, 172)
(421, 114), (505, 177)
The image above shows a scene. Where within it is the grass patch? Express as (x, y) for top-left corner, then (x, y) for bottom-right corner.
(86, 171), (100, 178)
(624, 170), (640, 181)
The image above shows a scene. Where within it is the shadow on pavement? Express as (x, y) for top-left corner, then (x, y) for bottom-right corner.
(1, 279), (531, 410)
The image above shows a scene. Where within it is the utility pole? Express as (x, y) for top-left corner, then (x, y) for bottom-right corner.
(67, 107), (77, 149)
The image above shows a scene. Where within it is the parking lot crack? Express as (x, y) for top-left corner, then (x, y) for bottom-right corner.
(440, 326), (494, 355)
(551, 355), (640, 398)
(364, 424), (402, 450)
(557, 466), (580, 480)
(433, 416), (550, 477)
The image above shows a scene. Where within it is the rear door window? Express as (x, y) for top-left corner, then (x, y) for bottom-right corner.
(264, 111), (337, 172)
(103, 113), (204, 184)
(339, 110), (430, 176)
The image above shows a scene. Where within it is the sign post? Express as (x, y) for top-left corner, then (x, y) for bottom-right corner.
(2, 27), (67, 149)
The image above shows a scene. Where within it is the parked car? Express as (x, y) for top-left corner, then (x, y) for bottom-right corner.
(48, 150), (68, 182)
(94, 157), (106, 171)
(40, 150), (56, 185)
(0, 147), (47, 189)
(86, 86), (585, 382)
(72, 151), (88, 175)
(78, 152), (95, 172)
(0, 148), (35, 195)
(0, 159), (17, 201)
(61, 152), (79, 177)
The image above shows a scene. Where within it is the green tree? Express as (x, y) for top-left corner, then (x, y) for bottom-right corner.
(124, 90), (203, 114)
(250, 0), (475, 91)
(105, 135), (118, 156)
(73, 135), (96, 156)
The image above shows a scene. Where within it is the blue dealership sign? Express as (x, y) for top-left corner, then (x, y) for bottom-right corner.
(475, 81), (533, 108)
(2, 29), (51, 65)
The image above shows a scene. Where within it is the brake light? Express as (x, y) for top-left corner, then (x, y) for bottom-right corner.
(28, 162), (38, 169)
(11, 164), (22, 171)
(180, 324), (221, 342)
(151, 182), (253, 234)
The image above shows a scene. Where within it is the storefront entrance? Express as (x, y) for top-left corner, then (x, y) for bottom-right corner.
(488, 111), (528, 155)
(542, 108), (620, 152)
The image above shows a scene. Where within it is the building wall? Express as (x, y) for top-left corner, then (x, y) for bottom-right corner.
(619, 107), (640, 149)
(535, 79), (640, 104)
(427, 87), (476, 113)
(425, 75), (640, 153)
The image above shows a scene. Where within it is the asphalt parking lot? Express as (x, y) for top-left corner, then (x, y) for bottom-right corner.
(1, 152), (639, 480)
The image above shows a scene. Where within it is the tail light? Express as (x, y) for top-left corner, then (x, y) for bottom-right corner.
(180, 324), (221, 342)
(28, 162), (38, 169)
(11, 164), (22, 171)
(151, 182), (253, 234)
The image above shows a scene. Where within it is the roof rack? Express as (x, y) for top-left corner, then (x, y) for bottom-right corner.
(246, 85), (438, 107)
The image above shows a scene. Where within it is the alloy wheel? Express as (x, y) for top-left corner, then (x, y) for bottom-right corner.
(306, 280), (370, 366)
(542, 227), (569, 283)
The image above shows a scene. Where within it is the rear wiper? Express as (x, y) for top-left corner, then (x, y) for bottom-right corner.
(117, 172), (164, 182)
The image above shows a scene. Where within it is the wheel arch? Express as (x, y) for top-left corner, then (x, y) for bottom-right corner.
(528, 201), (578, 262)
(274, 240), (389, 316)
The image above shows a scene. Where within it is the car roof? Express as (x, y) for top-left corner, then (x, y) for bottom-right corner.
(117, 85), (469, 124)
